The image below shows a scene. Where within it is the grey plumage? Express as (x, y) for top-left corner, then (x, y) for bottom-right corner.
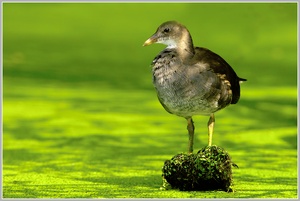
(144, 21), (246, 153)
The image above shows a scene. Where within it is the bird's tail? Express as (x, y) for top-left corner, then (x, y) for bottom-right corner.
(239, 77), (247, 83)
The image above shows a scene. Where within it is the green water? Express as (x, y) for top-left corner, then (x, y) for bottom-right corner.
(3, 2), (297, 198)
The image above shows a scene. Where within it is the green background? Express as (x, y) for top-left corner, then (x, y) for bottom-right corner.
(3, 2), (298, 198)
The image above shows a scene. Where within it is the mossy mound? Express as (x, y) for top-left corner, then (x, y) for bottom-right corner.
(161, 145), (238, 192)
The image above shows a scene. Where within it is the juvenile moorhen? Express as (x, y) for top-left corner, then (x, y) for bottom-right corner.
(143, 21), (246, 153)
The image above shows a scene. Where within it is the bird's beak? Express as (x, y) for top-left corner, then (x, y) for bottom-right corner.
(143, 34), (158, 46)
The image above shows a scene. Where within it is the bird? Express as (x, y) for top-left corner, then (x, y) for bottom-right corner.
(143, 21), (246, 154)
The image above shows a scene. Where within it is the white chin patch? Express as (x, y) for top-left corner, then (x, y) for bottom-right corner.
(158, 38), (177, 48)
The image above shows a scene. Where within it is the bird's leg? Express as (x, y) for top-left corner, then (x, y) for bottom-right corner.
(207, 113), (215, 146)
(186, 117), (195, 154)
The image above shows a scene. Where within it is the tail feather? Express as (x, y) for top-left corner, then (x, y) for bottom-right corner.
(239, 77), (247, 83)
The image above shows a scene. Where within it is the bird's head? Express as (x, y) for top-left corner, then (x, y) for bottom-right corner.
(143, 21), (192, 49)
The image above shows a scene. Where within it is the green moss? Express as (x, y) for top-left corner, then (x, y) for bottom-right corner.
(162, 146), (237, 191)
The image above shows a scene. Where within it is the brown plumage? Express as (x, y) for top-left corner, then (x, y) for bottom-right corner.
(143, 21), (246, 153)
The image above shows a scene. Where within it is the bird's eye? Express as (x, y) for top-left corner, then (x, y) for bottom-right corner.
(163, 28), (170, 33)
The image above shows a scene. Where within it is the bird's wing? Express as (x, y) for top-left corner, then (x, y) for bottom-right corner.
(192, 47), (243, 104)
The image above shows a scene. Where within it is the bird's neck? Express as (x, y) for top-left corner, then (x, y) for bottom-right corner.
(176, 31), (195, 61)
